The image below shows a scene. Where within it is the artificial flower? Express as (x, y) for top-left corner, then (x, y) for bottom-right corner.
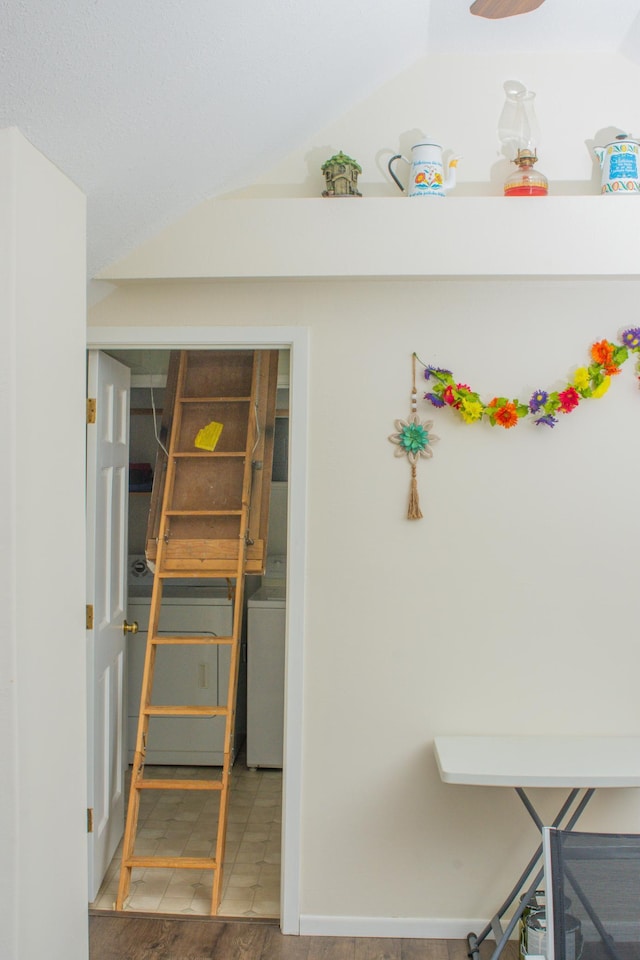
(572, 367), (591, 392)
(424, 392), (445, 408)
(591, 340), (614, 366)
(604, 363), (621, 377)
(389, 415), (439, 464)
(534, 415), (558, 428)
(621, 327), (640, 349)
(558, 387), (580, 413)
(442, 385), (457, 406)
(443, 383), (470, 408)
(529, 390), (548, 413)
(400, 422), (428, 454)
(493, 401), (519, 429)
(460, 398), (484, 423)
(424, 366), (452, 380)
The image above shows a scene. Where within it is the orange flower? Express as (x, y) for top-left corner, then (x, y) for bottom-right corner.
(604, 363), (621, 376)
(493, 402), (519, 429)
(591, 340), (614, 365)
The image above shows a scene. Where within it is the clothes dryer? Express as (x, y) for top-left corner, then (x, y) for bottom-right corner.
(246, 577), (286, 769)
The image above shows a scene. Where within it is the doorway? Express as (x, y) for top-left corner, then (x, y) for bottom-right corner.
(86, 326), (308, 935)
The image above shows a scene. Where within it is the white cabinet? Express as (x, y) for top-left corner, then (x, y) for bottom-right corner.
(126, 590), (234, 765)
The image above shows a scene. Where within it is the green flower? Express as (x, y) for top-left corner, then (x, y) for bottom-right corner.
(400, 422), (428, 452)
(389, 415), (439, 464)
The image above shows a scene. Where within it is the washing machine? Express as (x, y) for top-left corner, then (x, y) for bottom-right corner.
(125, 555), (238, 765)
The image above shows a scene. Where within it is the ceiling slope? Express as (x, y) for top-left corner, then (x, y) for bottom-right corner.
(1, 0), (639, 278)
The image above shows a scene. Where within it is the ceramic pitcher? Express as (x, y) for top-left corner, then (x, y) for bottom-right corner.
(594, 134), (640, 195)
(388, 140), (460, 197)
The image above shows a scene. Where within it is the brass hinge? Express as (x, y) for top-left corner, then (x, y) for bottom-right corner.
(86, 604), (94, 630)
(87, 398), (96, 424)
(87, 808), (94, 833)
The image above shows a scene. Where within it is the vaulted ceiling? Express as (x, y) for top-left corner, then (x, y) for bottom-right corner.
(2, 0), (639, 279)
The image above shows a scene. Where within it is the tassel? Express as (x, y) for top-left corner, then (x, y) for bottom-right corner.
(407, 463), (423, 520)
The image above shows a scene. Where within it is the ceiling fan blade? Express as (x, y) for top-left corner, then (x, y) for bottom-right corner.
(470, 0), (545, 19)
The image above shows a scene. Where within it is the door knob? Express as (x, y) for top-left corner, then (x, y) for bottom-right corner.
(123, 620), (138, 635)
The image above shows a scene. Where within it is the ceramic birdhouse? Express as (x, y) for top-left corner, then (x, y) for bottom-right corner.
(321, 151), (362, 197)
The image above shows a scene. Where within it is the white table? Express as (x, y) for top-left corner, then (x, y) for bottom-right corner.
(434, 736), (640, 960)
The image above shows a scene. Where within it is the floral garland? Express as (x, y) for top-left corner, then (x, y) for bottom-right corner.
(421, 328), (640, 429)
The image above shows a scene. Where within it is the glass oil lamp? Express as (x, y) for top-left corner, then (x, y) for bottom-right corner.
(498, 80), (548, 197)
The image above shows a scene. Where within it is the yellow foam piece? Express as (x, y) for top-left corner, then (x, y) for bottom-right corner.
(194, 421), (223, 451)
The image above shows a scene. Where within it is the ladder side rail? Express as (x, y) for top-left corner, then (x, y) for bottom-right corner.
(115, 580), (163, 908)
(152, 351), (190, 582)
(117, 351), (190, 910)
(211, 350), (262, 912)
(224, 349), (261, 759)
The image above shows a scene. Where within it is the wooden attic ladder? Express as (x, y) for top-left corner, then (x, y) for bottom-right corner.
(116, 349), (278, 915)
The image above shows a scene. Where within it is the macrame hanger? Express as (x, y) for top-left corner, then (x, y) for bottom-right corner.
(407, 353), (423, 520)
(389, 353), (438, 521)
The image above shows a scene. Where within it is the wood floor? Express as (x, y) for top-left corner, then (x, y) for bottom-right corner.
(89, 912), (519, 960)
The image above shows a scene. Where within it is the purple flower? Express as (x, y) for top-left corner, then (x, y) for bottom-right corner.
(621, 327), (640, 349)
(529, 390), (548, 414)
(534, 415), (558, 428)
(424, 392), (446, 408)
(424, 366), (452, 381)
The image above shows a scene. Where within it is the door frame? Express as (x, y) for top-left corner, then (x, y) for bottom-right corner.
(86, 325), (309, 935)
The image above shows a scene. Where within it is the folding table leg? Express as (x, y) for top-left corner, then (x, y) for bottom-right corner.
(466, 787), (595, 960)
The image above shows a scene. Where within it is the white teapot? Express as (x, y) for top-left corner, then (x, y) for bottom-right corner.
(388, 139), (460, 197)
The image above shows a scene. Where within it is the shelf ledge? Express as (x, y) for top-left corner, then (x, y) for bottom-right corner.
(98, 196), (640, 281)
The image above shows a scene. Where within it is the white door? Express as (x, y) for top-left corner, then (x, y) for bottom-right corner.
(86, 350), (131, 901)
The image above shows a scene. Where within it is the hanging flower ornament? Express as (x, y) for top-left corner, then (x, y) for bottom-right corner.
(389, 415), (438, 464)
(389, 357), (438, 520)
(419, 329), (640, 429)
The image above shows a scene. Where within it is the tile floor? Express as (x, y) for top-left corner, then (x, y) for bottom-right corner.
(91, 754), (282, 918)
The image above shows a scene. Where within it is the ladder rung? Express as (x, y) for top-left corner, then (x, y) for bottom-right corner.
(172, 452), (245, 459)
(165, 510), (243, 516)
(144, 705), (228, 717)
(156, 569), (237, 577)
(156, 570), (237, 579)
(179, 396), (251, 403)
(151, 634), (235, 646)
(135, 778), (223, 791)
(125, 856), (218, 870)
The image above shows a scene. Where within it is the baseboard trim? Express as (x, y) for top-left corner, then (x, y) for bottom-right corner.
(299, 915), (496, 939)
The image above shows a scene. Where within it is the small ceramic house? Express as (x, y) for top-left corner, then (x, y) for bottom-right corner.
(321, 150), (362, 197)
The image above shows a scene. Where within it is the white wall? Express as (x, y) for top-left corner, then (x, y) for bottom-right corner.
(88, 50), (640, 936)
(0, 128), (88, 960)
(89, 276), (640, 933)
